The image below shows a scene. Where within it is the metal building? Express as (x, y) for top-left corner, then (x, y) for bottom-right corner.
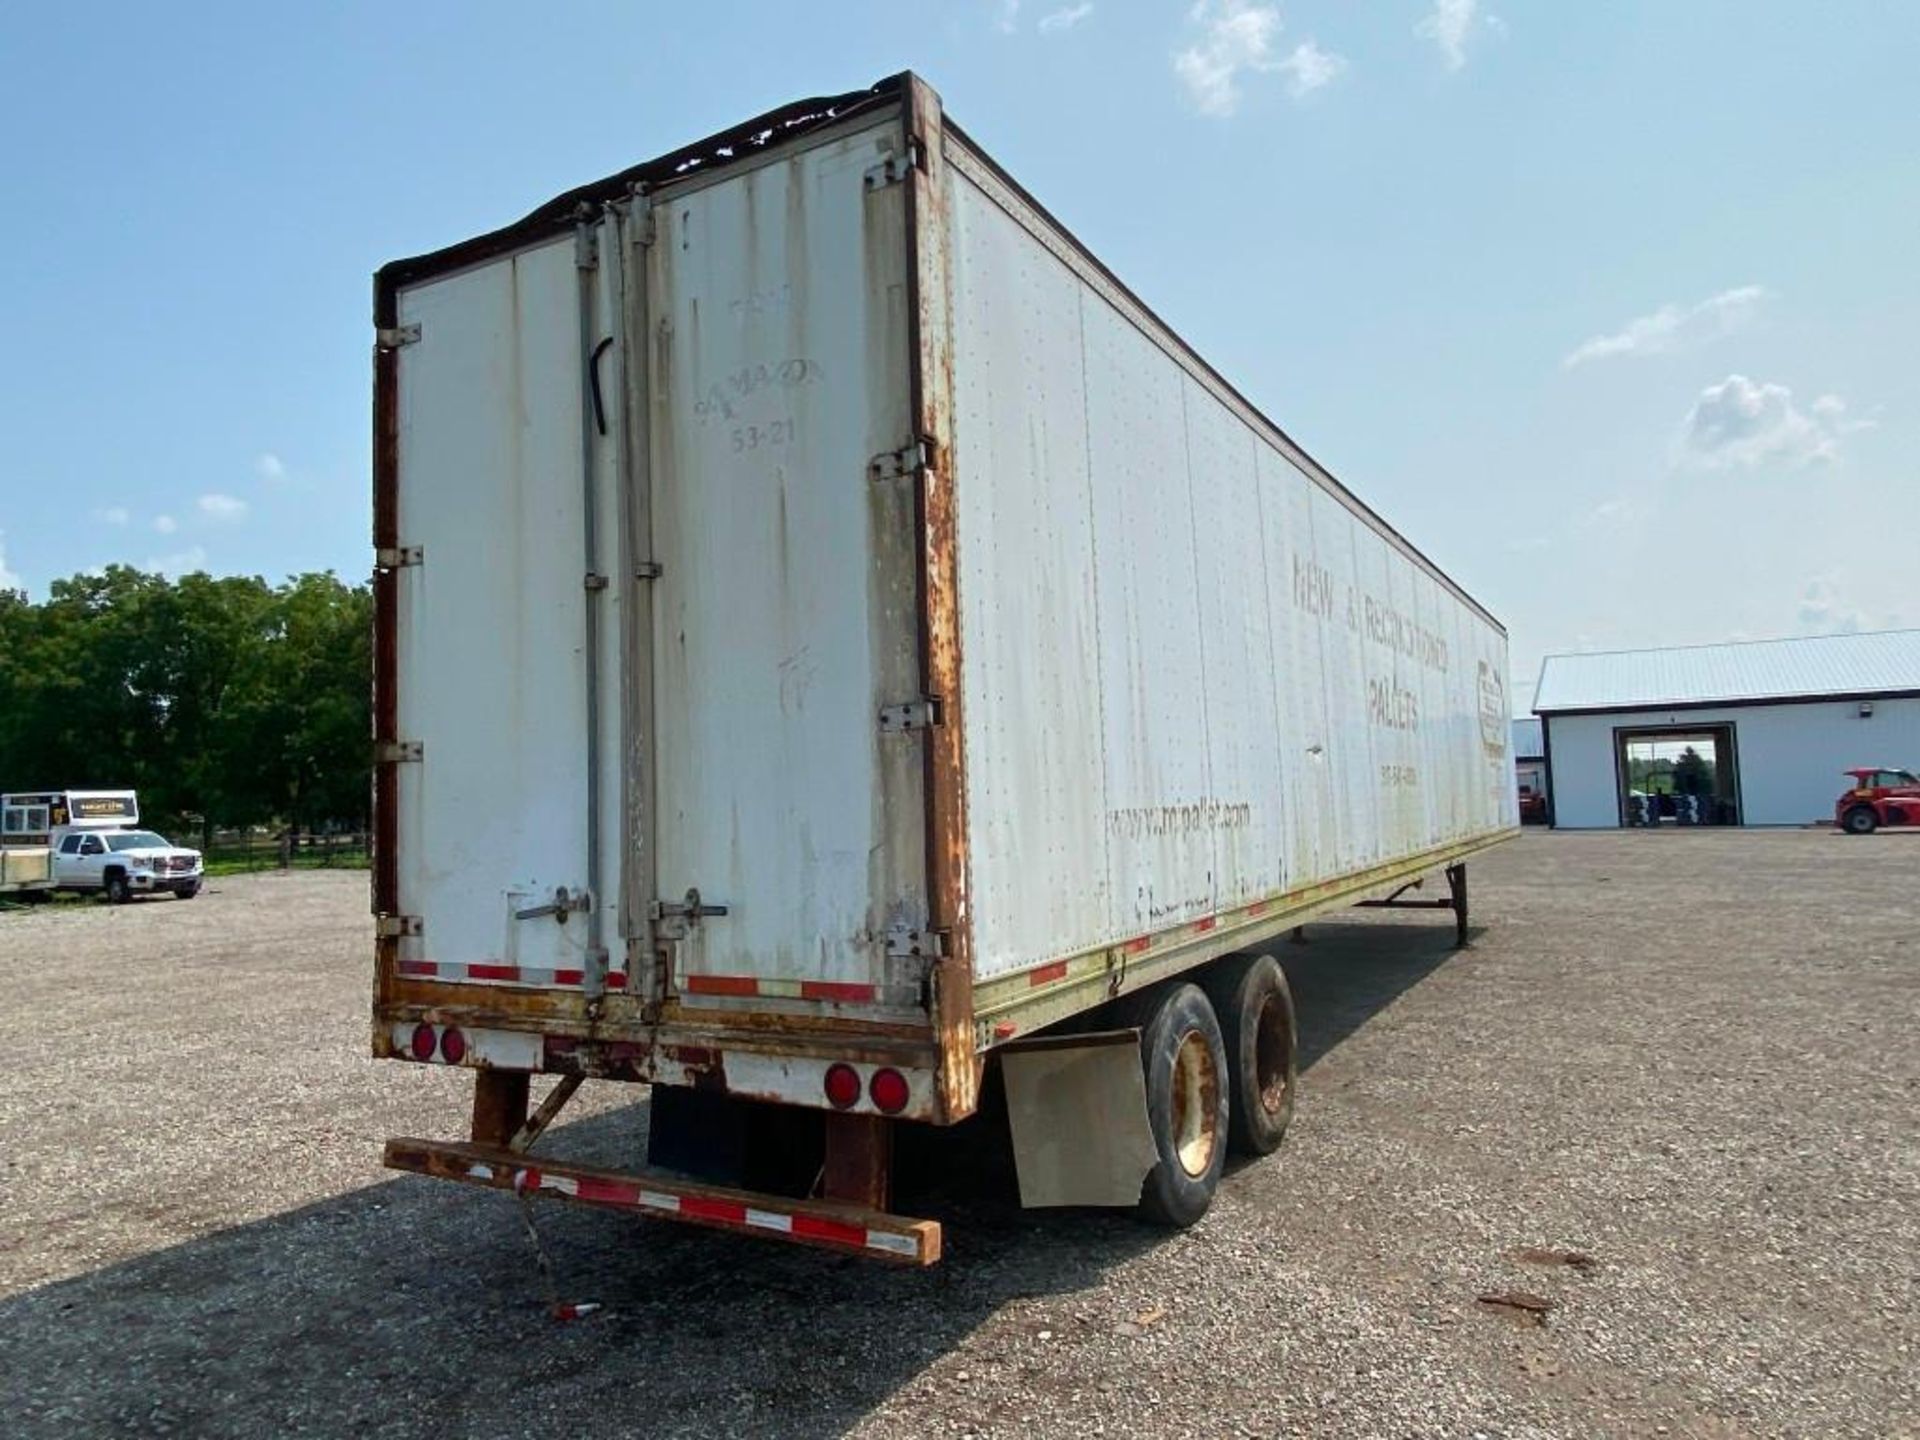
(1533, 630), (1920, 828)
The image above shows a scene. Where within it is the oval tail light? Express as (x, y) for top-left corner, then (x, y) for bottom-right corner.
(869, 1067), (910, 1115)
(823, 1063), (861, 1109)
(438, 1026), (467, 1065)
(409, 1023), (436, 1061)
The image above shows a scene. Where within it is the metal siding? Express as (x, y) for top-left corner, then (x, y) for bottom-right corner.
(1535, 629), (1920, 713)
(648, 120), (925, 1000)
(946, 162), (1512, 982)
(1184, 376), (1288, 909)
(393, 237), (606, 976)
(947, 173), (1109, 976)
(1080, 292), (1216, 939)
(1312, 483), (1377, 873)
(1548, 697), (1920, 827)
(1265, 451), (1334, 886)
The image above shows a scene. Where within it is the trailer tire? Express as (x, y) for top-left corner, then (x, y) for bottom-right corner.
(1202, 952), (1297, 1156)
(1842, 805), (1878, 835)
(104, 870), (130, 905)
(1119, 982), (1228, 1228)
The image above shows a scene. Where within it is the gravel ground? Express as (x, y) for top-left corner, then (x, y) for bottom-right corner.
(2, 832), (1916, 1438)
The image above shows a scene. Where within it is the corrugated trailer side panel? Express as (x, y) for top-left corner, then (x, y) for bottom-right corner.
(942, 133), (1514, 987)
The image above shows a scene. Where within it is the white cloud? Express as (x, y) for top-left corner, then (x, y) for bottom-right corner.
(0, 534), (20, 593)
(145, 546), (208, 579)
(255, 452), (287, 482)
(1585, 498), (1639, 526)
(1038, 2), (1093, 33)
(197, 492), (249, 521)
(1680, 374), (1865, 469)
(1796, 579), (1865, 636)
(153, 514), (178, 535)
(1417, 0), (1482, 70)
(94, 506), (131, 527)
(1278, 39), (1345, 97)
(1174, 2), (1342, 116)
(1563, 285), (1767, 368)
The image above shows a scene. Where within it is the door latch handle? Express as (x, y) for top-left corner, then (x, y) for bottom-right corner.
(649, 887), (729, 926)
(515, 885), (591, 923)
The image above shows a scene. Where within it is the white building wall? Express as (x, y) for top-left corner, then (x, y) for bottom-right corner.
(1545, 696), (1920, 827)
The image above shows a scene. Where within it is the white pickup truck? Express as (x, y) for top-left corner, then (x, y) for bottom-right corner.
(52, 828), (203, 902)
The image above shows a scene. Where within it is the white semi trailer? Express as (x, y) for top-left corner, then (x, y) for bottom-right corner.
(373, 73), (1516, 1264)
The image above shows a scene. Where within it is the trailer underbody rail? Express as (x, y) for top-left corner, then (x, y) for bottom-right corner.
(383, 1138), (942, 1266)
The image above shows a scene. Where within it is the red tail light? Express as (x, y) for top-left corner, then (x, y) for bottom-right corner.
(409, 1023), (436, 1061)
(438, 1026), (467, 1064)
(869, 1067), (910, 1115)
(823, 1063), (861, 1109)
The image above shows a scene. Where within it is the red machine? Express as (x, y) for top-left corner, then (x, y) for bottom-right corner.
(1835, 768), (1920, 833)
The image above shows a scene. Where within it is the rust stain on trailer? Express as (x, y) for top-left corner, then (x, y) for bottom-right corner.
(370, 323), (402, 1002)
(904, 76), (980, 1126)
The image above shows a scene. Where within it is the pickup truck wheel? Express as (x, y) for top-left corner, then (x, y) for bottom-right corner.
(1202, 952), (1297, 1156)
(104, 870), (131, 904)
(1118, 982), (1228, 1228)
(1842, 805), (1878, 835)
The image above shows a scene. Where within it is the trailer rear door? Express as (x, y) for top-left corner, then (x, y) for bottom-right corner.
(645, 115), (929, 1017)
(385, 226), (628, 993)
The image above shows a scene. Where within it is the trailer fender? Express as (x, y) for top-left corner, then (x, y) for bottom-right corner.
(998, 1029), (1157, 1209)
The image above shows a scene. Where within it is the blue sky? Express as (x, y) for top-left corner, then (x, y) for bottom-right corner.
(1, 1), (1914, 700)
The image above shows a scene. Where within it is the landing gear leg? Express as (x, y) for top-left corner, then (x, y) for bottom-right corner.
(1446, 862), (1469, 949)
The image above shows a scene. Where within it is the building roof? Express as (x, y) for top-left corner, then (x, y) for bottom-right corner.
(1512, 718), (1544, 758)
(1534, 629), (1920, 715)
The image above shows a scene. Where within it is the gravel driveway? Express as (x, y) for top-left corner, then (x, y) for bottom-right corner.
(2, 832), (1915, 1438)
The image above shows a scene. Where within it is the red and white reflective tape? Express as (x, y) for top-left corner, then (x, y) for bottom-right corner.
(396, 960), (628, 990)
(682, 974), (883, 1005)
(474, 1161), (922, 1259)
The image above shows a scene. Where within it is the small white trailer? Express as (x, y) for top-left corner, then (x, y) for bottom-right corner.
(373, 73), (1516, 1264)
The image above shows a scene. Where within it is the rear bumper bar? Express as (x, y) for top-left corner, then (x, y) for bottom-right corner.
(384, 1137), (942, 1265)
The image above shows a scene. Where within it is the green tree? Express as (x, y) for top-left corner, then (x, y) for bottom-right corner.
(0, 565), (369, 842)
(1672, 745), (1714, 797)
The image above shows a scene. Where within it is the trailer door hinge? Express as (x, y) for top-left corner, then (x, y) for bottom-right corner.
(376, 324), (420, 349)
(375, 545), (422, 570)
(879, 697), (943, 734)
(869, 436), (939, 482)
(863, 138), (925, 190)
(634, 561), (663, 580)
(584, 572), (609, 591)
(886, 924), (946, 961)
(375, 740), (422, 764)
(377, 914), (423, 939)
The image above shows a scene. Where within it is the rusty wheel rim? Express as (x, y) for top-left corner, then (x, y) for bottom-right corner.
(1255, 993), (1293, 1116)
(1171, 1028), (1221, 1177)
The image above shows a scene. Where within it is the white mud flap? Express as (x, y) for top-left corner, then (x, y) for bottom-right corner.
(999, 1030), (1157, 1209)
